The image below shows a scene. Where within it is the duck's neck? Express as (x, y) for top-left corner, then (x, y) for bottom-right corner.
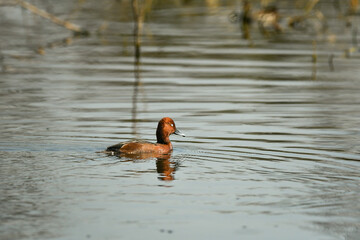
(156, 129), (170, 144)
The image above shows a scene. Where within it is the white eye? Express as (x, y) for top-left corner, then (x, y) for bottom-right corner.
(170, 124), (174, 127)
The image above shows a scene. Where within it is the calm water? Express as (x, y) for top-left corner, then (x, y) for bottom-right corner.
(1, 1), (360, 239)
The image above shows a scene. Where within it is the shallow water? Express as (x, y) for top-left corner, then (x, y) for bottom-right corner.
(1, 1), (360, 239)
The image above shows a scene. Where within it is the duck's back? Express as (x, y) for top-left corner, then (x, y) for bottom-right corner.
(106, 141), (171, 154)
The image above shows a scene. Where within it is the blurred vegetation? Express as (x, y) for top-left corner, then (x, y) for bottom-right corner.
(0, 0), (359, 74)
(1, 0), (358, 46)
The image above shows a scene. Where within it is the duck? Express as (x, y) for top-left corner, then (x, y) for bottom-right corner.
(105, 117), (185, 155)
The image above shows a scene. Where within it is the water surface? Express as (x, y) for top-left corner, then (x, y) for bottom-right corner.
(1, 1), (360, 239)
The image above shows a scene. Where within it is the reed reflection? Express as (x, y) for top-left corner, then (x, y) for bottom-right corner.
(240, 0), (252, 40)
(229, 0), (252, 40)
(131, 0), (144, 136)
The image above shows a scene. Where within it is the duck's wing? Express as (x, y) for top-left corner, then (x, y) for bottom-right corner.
(105, 140), (149, 153)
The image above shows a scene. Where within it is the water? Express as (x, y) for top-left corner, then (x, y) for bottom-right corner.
(1, 1), (360, 239)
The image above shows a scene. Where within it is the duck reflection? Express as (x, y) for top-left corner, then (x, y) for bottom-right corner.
(156, 154), (179, 181)
(111, 152), (179, 181)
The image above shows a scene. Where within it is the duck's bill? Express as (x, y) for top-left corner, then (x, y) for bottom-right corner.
(174, 129), (185, 137)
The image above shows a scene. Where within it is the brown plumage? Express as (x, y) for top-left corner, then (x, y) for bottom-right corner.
(105, 117), (185, 155)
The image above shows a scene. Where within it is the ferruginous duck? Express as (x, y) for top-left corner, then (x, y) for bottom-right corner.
(106, 117), (185, 155)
